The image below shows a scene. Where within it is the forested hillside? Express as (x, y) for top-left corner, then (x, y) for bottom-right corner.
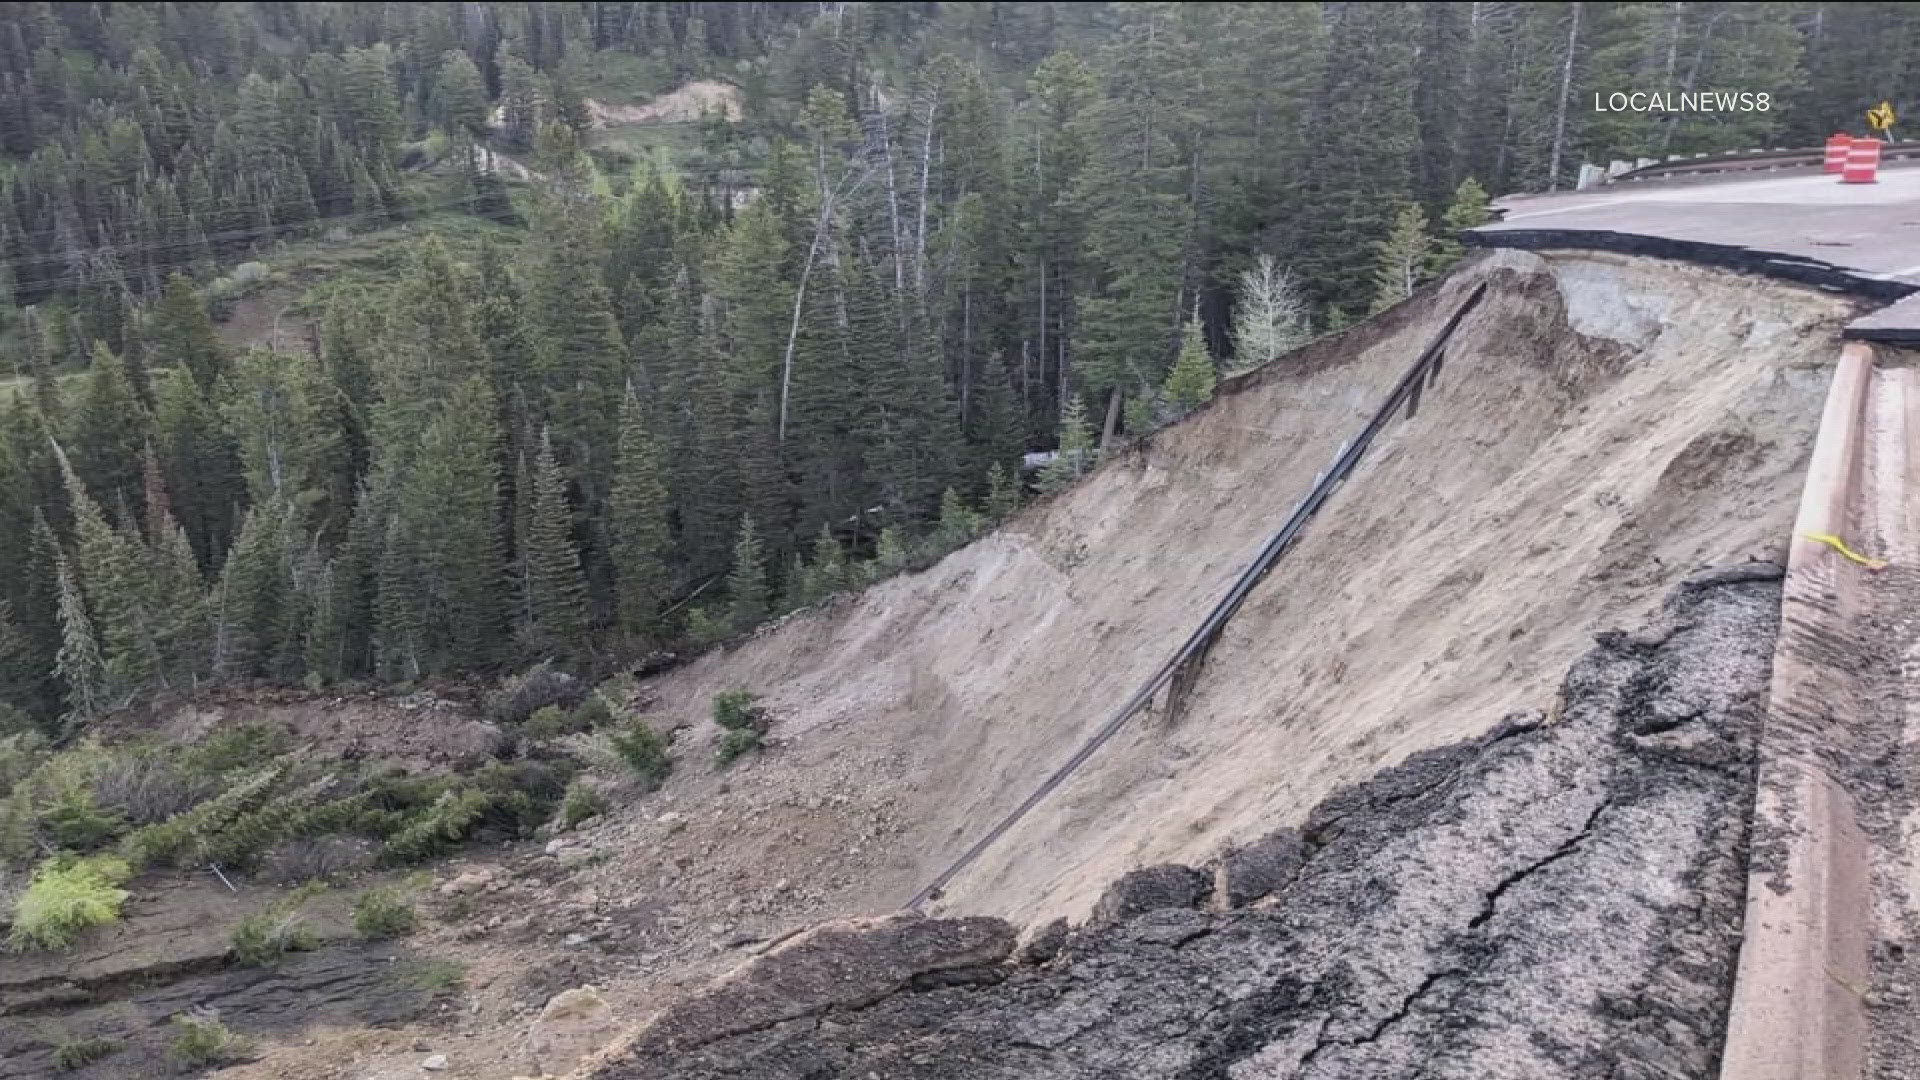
(0, 1), (1912, 733)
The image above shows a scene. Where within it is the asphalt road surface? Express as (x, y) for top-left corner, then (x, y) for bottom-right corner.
(1472, 163), (1920, 340)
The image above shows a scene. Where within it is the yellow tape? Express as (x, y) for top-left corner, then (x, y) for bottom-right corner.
(1802, 532), (1888, 570)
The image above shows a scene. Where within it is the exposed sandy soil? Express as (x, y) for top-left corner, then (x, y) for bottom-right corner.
(630, 248), (1854, 933)
(587, 81), (742, 127)
(586, 566), (1784, 1079)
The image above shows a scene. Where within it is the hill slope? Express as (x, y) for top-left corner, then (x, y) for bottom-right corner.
(610, 249), (1852, 930)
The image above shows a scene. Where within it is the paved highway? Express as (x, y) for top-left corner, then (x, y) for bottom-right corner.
(1471, 163), (1920, 341)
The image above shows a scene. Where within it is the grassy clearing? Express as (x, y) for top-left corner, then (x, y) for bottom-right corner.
(571, 51), (678, 105)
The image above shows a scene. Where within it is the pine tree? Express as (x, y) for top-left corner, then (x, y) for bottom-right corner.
(0, 602), (47, 731)
(216, 498), (294, 680)
(1370, 201), (1434, 314)
(1071, 5), (1199, 425)
(432, 50), (489, 138)
(405, 375), (506, 669)
(1429, 177), (1492, 277)
(1299, 2), (1421, 320)
(608, 393), (671, 640)
(799, 524), (848, 604)
(1039, 393), (1097, 494)
(57, 444), (161, 695)
(1230, 254), (1311, 370)
(935, 487), (983, 550)
(67, 341), (148, 512)
(372, 507), (425, 683)
(724, 514), (769, 633)
(152, 368), (240, 569)
(54, 549), (106, 723)
(986, 462), (1020, 521)
(147, 274), (227, 393)
(523, 431), (588, 657)
(1163, 317), (1217, 414)
(15, 309), (63, 425)
(874, 525), (909, 575)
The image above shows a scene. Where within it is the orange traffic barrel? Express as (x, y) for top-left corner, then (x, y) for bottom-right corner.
(1842, 137), (1881, 183)
(1825, 133), (1851, 173)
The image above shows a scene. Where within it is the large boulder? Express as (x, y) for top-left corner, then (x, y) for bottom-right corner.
(1086, 863), (1210, 929)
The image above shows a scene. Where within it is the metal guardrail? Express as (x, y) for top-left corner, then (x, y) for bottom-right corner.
(903, 282), (1491, 910)
(1610, 142), (1920, 183)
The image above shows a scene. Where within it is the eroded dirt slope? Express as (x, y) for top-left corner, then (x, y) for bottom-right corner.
(585, 567), (1781, 1080)
(616, 249), (1851, 929)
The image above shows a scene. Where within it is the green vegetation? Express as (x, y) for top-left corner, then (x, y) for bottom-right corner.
(228, 891), (320, 965)
(712, 690), (767, 768)
(571, 695), (615, 731)
(166, 1010), (253, 1070)
(712, 690), (763, 730)
(716, 728), (762, 768)
(394, 955), (466, 999)
(608, 720), (672, 787)
(0, 3), (1891, 837)
(6, 856), (131, 952)
(1, 724), (573, 945)
(523, 704), (580, 741)
(50, 1033), (119, 1071)
(352, 885), (418, 940)
(559, 777), (612, 830)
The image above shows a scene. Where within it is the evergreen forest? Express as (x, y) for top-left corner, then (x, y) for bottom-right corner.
(0, 1), (1912, 733)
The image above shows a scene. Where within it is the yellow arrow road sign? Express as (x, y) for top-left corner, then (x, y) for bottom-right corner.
(1868, 100), (1896, 132)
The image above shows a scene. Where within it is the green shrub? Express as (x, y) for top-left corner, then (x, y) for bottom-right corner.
(0, 730), (50, 796)
(608, 720), (671, 786)
(228, 895), (319, 965)
(116, 762), (285, 869)
(51, 1034), (118, 1070)
(180, 725), (290, 779)
(716, 728), (762, 767)
(559, 778), (609, 829)
(352, 886), (416, 939)
(485, 662), (584, 725)
(41, 783), (126, 850)
(523, 704), (578, 740)
(685, 606), (730, 647)
(7, 856), (132, 952)
(381, 788), (493, 864)
(712, 690), (762, 731)
(571, 695), (614, 730)
(166, 1010), (252, 1069)
(394, 956), (466, 998)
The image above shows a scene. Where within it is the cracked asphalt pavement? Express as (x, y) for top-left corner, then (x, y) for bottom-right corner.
(590, 565), (1781, 1080)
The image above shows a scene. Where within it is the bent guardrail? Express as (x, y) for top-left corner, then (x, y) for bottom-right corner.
(903, 282), (1490, 911)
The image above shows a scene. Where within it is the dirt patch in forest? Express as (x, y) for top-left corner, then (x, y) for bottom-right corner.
(212, 285), (314, 355)
(587, 81), (741, 127)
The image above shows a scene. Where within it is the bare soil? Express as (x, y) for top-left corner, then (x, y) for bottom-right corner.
(584, 566), (1784, 1079)
(630, 249), (1851, 931)
(586, 82), (742, 127)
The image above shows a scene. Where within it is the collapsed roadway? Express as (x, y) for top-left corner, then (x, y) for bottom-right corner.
(578, 156), (1918, 1080)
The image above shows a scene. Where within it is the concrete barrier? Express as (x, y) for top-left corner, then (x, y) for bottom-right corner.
(1718, 342), (1880, 1080)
